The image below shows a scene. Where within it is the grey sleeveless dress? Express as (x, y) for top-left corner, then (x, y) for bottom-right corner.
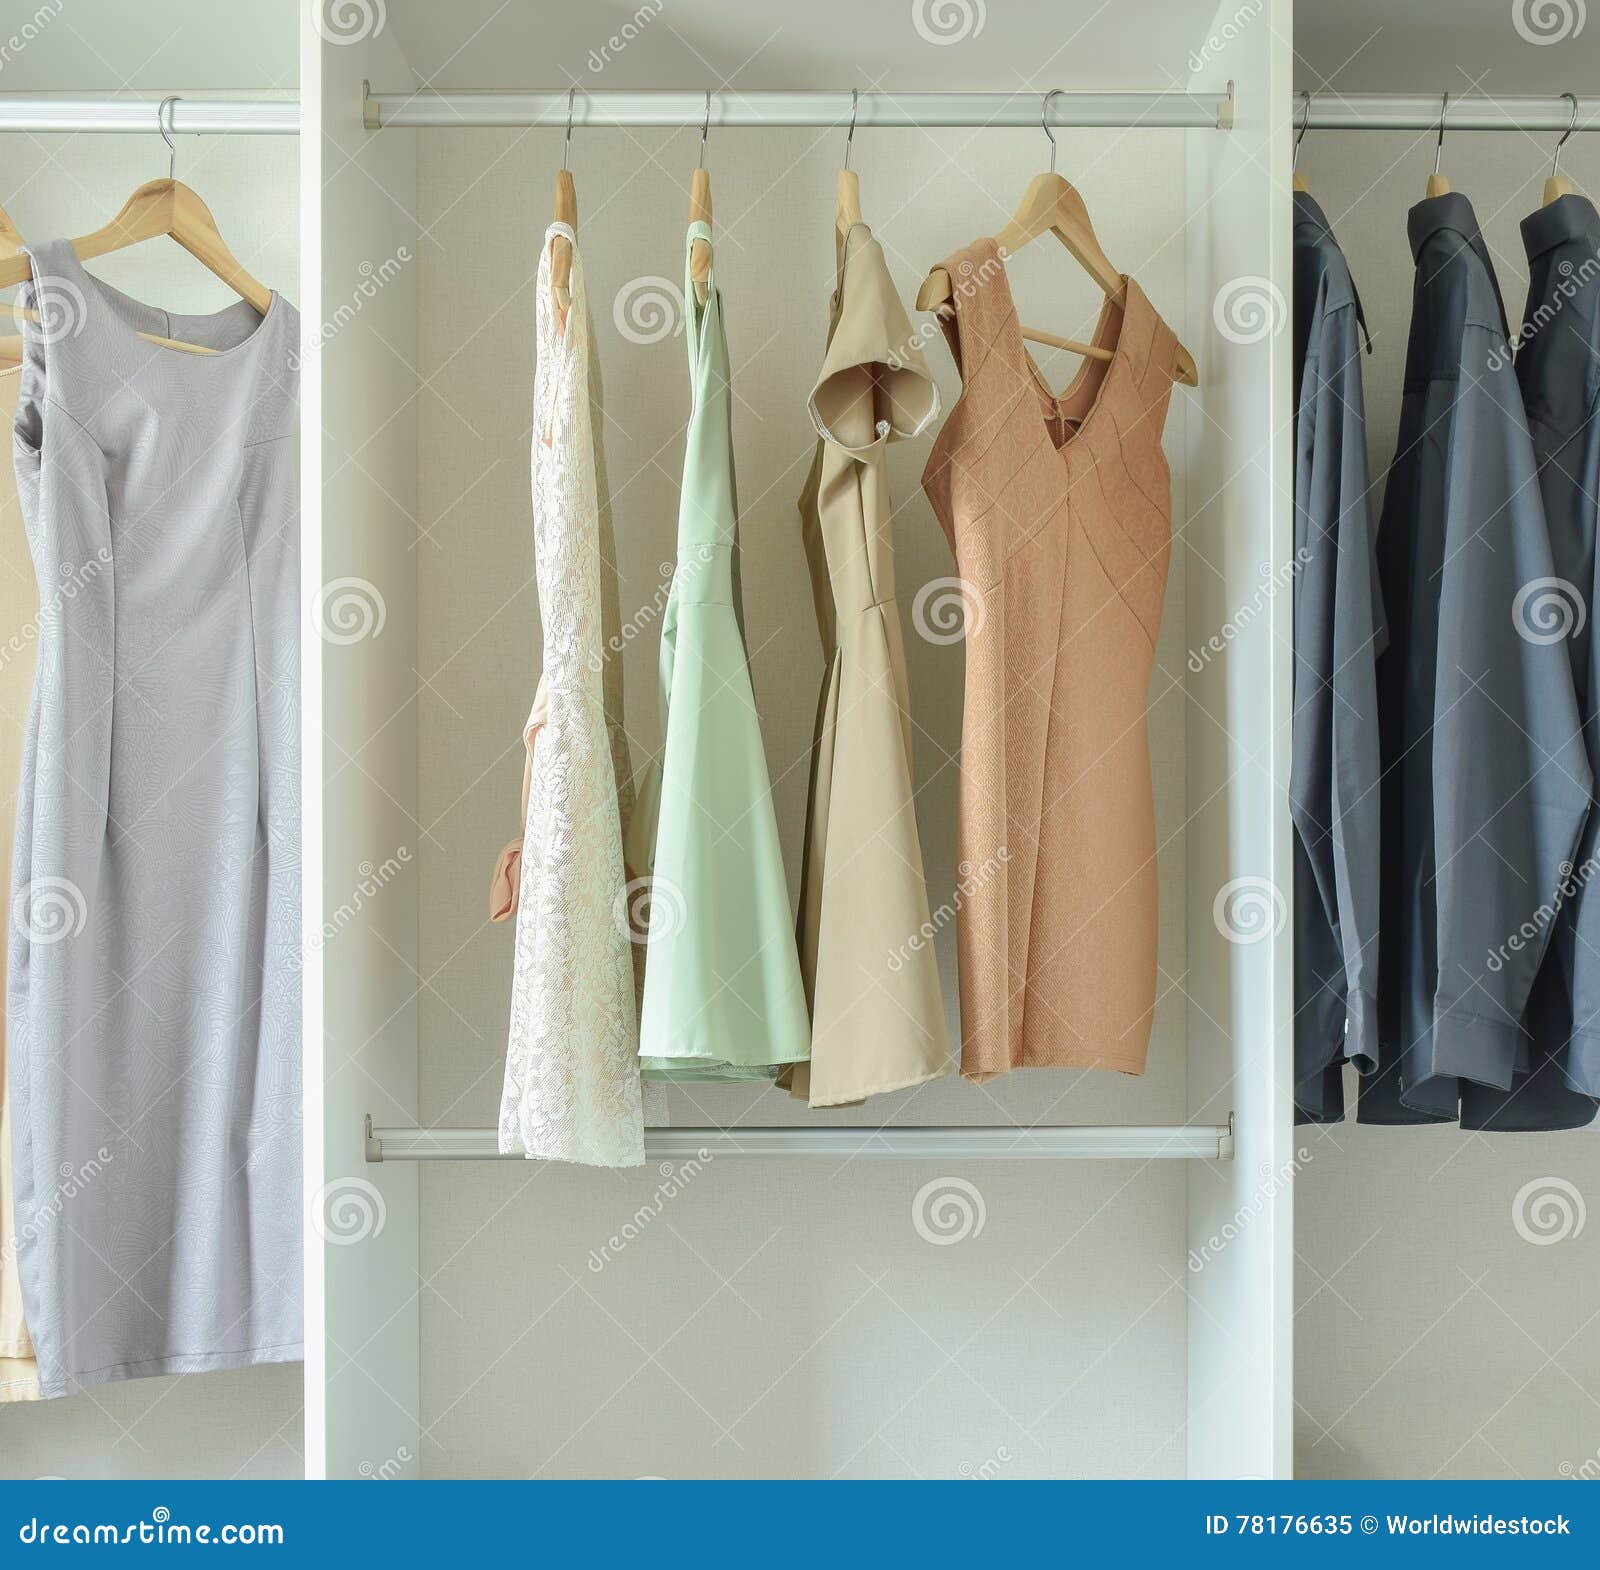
(7, 241), (301, 1398)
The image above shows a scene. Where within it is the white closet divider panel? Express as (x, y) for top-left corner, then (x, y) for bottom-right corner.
(1183, 0), (1295, 1479)
(306, 20), (422, 1481)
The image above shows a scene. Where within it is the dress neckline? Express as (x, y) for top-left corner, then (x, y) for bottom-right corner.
(37, 238), (279, 365)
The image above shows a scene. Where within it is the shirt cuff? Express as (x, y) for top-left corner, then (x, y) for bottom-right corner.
(1343, 988), (1378, 1074)
(1425, 1002), (1522, 1091)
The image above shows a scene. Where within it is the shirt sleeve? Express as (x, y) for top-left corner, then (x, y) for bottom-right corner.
(1425, 329), (1594, 1089)
(1290, 291), (1385, 1081)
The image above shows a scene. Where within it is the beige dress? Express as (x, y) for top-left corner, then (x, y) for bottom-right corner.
(0, 368), (40, 1402)
(782, 224), (950, 1106)
(922, 241), (1179, 1081)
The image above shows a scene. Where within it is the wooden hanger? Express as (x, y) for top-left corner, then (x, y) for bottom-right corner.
(551, 88), (577, 315)
(1544, 92), (1580, 206)
(836, 89), (863, 256)
(0, 99), (268, 357)
(1, 198), (22, 369)
(688, 91), (712, 306)
(1292, 92), (1311, 195)
(916, 93), (1198, 387)
(1425, 92), (1451, 197)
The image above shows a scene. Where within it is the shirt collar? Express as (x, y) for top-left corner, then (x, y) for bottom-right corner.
(1522, 192), (1600, 262)
(1407, 191), (1484, 261)
(1408, 190), (1508, 339)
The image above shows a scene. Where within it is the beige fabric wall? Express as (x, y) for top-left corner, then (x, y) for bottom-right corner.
(0, 120), (302, 1480)
(1294, 130), (1600, 1481)
(414, 123), (1195, 1478)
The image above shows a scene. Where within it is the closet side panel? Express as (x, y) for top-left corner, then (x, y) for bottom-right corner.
(308, 22), (421, 1481)
(1183, 0), (1296, 1479)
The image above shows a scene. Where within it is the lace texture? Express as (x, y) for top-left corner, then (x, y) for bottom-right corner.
(498, 226), (646, 1165)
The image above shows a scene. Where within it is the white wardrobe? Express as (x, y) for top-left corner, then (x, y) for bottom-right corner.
(305, 0), (1294, 1480)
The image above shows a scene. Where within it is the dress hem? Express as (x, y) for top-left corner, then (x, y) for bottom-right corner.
(36, 1339), (304, 1402)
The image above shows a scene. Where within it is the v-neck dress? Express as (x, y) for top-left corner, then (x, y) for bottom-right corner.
(629, 223), (811, 1081)
(8, 241), (302, 1398)
(921, 238), (1179, 1081)
(781, 222), (951, 1106)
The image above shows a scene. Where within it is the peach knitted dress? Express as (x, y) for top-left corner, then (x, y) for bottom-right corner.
(921, 239), (1179, 1081)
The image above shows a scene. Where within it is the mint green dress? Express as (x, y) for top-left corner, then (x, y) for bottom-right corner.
(631, 223), (811, 1081)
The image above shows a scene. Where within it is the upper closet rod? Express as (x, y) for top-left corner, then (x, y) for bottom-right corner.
(0, 98), (298, 134)
(1301, 93), (1600, 132)
(362, 85), (1235, 131)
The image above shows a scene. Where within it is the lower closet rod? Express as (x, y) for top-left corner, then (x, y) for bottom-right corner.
(365, 1117), (1235, 1162)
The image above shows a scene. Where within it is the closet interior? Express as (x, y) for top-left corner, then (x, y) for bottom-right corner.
(308, 2), (1291, 1480)
(1291, 81), (1600, 1480)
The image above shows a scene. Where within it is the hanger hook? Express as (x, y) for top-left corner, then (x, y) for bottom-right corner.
(1552, 90), (1579, 180)
(1293, 90), (1312, 174)
(844, 88), (858, 172)
(158, 95), (180, 182)
(1043, 88), (1064, 173)
(698, 89), (711, 171)
(562, 86), (576, 172)
(1434, 90), (1449, 176)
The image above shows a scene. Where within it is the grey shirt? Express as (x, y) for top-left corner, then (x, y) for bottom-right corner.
(1290, 192), (1386, 1123)
(1366, 192), (1593, 1124)
(1463, 195), (1600, 1131)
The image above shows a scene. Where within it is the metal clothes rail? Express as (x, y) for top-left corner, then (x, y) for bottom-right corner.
(361, 86), (1236, 131)
(0, 98), (298, 134)
(365, 1117), (1235, 1162)
(1299, 93), (1600, 133)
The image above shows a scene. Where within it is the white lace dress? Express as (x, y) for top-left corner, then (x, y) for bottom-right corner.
(496, 224), (646, 1165)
